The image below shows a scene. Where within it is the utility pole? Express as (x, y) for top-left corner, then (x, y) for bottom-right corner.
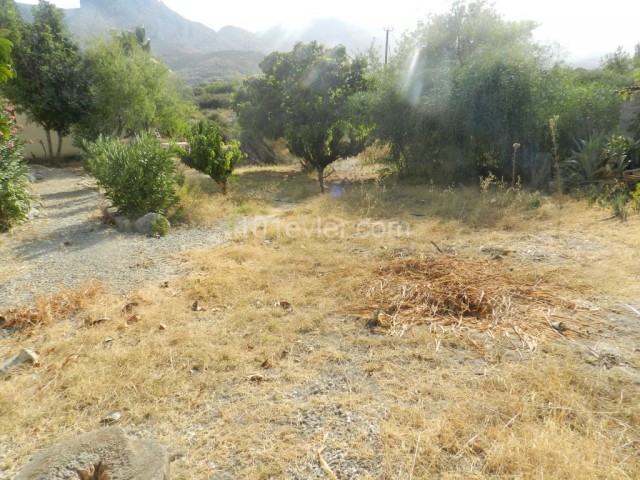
(384, 26), (393, 65)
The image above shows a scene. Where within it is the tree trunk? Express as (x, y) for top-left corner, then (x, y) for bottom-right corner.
(317, 166), (325, 193)
(219, 179), (228, 195)
(44, 128), (54, 162)
(56, 131), (63, 160)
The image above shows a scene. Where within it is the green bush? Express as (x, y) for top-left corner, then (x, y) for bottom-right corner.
(151, 216), (170, 236)
(84, 135), (184, 219)
(0, 100), (31, 231)
(181, 120), (245, 194)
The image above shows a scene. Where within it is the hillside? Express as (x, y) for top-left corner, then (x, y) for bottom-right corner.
(165, 50), (265, 86)
(16, 1), (379, 83)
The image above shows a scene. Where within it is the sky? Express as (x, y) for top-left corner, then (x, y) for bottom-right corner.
(19, 0), (640, 63)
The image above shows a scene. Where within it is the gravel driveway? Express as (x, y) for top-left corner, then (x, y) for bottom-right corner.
(0, 166), (230, 309)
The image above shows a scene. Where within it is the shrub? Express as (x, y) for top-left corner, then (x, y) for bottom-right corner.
(151, 216), (170, 236)
(0, 99), (31, 231)
(84, 135), (184, 219)
(181, 120), (245, 194)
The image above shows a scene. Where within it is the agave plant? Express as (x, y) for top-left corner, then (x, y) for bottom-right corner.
(560, 135), (606, 187)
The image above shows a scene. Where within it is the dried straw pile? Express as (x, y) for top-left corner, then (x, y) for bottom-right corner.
(360, 255), (599, 339)
(1, 282), (103, 331)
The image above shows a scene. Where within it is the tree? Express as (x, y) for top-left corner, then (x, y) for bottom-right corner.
(181, 120), (245, 194)
(0, 28), (13, 82)
(77, 30), (192, 140)
(115, 25), (151, 54)
(5, 0), (91, 160)
(368, 0), (621, 183)
(234, 42), (371, 191)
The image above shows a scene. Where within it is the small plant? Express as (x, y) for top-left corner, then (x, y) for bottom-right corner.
(528, 192), (543, 209)
(181, 120), (246, 195)
(597, 181), (630, 220)
(0, 99), (31, 231)
(83, 134), (184, 219)
(631, 183), (640, 210)
(549, 115), (562, 192)
(511, 142), (521, 186)
(151, 216), (170, 236)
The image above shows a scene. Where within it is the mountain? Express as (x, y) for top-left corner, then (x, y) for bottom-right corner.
(16, 1), (380, 85)
(66, 0), (237, 57)
(258, 18), (378, 54)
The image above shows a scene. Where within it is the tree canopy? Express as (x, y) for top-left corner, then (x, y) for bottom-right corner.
(234, 42), (371, 191)
(76, 30), (192, 140)
(4, 0), (90, 160)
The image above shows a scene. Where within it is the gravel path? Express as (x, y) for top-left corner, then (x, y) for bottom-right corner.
(0, 166), (231, 309)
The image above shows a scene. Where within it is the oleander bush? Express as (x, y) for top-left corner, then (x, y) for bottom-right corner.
(84, 134), (184, 219)
(0, 99), (31, 231)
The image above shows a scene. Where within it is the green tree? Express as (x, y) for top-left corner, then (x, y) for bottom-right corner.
(181, 120), (245, 194)
(369, 0), (622, 184)
(234, 42), (371, 191)
(77, 32), (192, 140)
(5, 0), (90, 160)
(377, 0), (545, 181)
(0, 28), (13, 82)
(116, 25), (151, 54)
(0, 0), (22, 41)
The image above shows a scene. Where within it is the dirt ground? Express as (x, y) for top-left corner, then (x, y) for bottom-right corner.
(1, 162), (639, 479)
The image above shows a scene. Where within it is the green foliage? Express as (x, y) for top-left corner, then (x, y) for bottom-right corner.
(234, 42), (371, 191)
(631, 182), (640, 210)
(0, 28), (14, 81)
(369, 0), (623, 185)
(151, 216), (170, 236)
(370, 1), (546, 182)
(181, 120), (245, 194)
(192, 81), (237, 110)
(595, 182), (630, 220)
(115, 25), (151, 54)
(4, 0), (91, 160)
(561, 136), (606, 187)
(561, 134), (639, 188)
(0, 98), (31, 231)
(83, 135), (184, 219)
(538, 67), (623, 160)
(76, 33), (193, 142)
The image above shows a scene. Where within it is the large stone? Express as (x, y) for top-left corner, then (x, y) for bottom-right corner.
(0, 348), (39, 376)
(14, 426), (170, 480)
(114, 216), (134, 233)
(133, 213), (169, 235)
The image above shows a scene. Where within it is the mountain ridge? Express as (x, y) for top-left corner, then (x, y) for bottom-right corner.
(16, 0), (380, 84)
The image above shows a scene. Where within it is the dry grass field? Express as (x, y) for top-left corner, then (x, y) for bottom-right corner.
(1, 159), (639, 479)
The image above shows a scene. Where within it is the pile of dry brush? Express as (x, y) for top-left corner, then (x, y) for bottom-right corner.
(357, 255), (601, 340)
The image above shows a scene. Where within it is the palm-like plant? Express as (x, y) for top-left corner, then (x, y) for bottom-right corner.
(561, 136), (606, 187)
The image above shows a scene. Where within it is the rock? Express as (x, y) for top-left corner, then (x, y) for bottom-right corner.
(114, 216), (134, 233)
(100, 411), (122, 425)
(27, 207), (40, 219)
(0, 348), (39, 375)
(14, 426), (170, 480)
(133, 213), (169, 235)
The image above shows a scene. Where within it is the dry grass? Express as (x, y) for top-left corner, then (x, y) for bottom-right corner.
(1, 282), (103, 331)
(355, 255), (602, 342)
(1, 162), (639, 479)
